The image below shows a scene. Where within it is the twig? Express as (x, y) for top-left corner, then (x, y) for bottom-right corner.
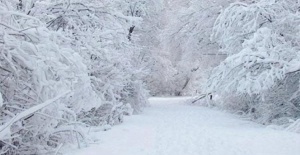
(55, 143), (64, 155)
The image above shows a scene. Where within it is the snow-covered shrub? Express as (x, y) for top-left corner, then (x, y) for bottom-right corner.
(206, 0), (300, 126)
(251, 72), (300, 124)
(0, 0), (155, 154)
(77, 103), (127, 127)
(286, 119), (300, 133)
(37, 0), (150, 113)
(0, 3), (101, 154)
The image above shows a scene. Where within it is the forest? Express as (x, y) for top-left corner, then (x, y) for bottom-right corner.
(0, 0), (300, 154)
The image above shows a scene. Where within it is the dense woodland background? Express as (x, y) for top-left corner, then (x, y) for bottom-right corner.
(0, 0), (300, 154)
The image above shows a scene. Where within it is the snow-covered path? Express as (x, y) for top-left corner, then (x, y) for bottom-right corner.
(66, 97), (300, 155)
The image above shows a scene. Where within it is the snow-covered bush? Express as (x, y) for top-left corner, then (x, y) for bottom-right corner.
(32, 0), (151, 112)
(77, 103), (131, 127)
(0, 3), (100, 153)
(206, 0), (300, 125)
(251, 72), (300, 124)
(0, 0), (155, 154)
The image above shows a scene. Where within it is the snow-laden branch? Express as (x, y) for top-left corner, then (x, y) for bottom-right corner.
(0, 91), (71, 140)
(207, 0), (300, 95)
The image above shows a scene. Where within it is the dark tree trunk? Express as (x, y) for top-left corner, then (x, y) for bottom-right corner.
(177, 78), (190, 96)
(128, 26), (135, 41)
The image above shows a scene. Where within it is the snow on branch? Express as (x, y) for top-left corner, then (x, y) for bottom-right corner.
(0, 91), (71, 140)
(208, 0), (300, 95)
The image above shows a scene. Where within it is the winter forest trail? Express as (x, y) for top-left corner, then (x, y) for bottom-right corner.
(66, 97), (300, 155)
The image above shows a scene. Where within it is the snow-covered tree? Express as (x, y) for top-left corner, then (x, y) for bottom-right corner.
(34, 0), (152, 113)
(205, 0), (300, 124)
(153, 0), (232, 96)
(0, 2), (102, 153)
(0, 0), (162, 154)
(208, 0), (300, 94)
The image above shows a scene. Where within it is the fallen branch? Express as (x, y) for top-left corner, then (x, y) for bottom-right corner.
(191, 94), (207, 104)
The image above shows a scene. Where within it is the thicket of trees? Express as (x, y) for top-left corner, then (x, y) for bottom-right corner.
(156, 0), (300, 132)
(149, 0), (234, 96)
(1, 0), (300, 154)
(204, 0), (300, 127)
(0, 0), (162, 154)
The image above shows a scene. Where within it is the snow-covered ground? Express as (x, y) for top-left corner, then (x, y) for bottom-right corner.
(65, 97), (300, 155)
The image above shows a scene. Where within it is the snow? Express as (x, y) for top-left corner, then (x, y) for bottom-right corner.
(0, 91), (71, 140)
(64, 97), (300, 155)
(0, 92), (2, 107)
